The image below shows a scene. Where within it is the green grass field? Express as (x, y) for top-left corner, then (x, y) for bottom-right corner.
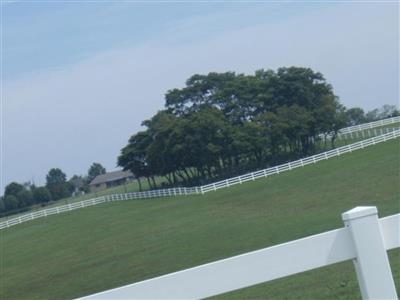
(1, 139), (399, 300)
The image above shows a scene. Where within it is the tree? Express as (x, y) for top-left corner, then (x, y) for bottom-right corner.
(346, 107), (366, 126)
(0, 197), (5, 213)
(46, 168), (67, 186)
(118, 131), (153, 191)
(16, 190), (33, 207)
(379, 104), (399, 119)
(121, 67), (346, 186)
(3, 195), (19, 211)
(4, 182), (24, 198)
(33, 187), (52, 204)
(46, 168), (71, 200)
(88, 163), (106, 183)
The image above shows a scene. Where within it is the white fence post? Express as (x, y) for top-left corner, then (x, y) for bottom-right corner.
(341, 206), (397, 300)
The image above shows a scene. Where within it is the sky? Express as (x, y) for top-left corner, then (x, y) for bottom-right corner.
(1, 1), (399, 192)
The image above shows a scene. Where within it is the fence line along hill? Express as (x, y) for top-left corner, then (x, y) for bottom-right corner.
(2, 134), (399, 300)
(1, 123), (399, 230)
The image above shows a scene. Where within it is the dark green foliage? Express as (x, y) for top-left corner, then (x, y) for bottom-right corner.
(3, 195), (19, 211)
(45, 168), (72, 200)
(87, 163), (106, 182)
(0, 197), (5, 213)
(2, 182), (34, 213)
(4, 182), (25, 198)
(16, 190), (33, 207)
(119, 67), (348, 186)
(346, 107), (366, 125)
(46, 168), (67, 186)
(32, 187), (52, 203)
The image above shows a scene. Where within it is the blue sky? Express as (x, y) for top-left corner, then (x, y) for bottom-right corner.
(2, 1), (399, 192)
(4, 2), (326, 78)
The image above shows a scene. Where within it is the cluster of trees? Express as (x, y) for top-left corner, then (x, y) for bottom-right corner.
(3, 67), (397, 215)
(118, 67), (351, 188)
(118, 67), (399, 189)
(0, 163), (107, 216)
(345, 104), (399, 126)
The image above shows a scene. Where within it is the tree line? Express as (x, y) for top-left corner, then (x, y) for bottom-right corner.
(2, 67), (398, 216)
(0, 163), (106, 216)
(118, 67), (399, 189)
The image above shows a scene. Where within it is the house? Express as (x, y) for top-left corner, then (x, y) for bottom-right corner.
(89, 170), (134, 193)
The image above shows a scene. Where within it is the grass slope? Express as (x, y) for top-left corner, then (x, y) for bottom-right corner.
(0, 139), (399, 300)
(2, 124), (398, 222)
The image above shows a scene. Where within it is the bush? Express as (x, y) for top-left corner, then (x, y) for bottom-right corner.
(4, 195), (19, 211)
(16, 190), (34, 207)
(33, 187), (52, 204)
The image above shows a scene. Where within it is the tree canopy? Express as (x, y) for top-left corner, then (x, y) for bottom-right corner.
(118, 67), (352, 187)
(88, 163), (106, 182)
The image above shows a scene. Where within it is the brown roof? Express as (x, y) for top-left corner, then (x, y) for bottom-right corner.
(90, 170), (134, 185)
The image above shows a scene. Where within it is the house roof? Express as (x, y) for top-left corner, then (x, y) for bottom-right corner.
(90, 170), (134, 185)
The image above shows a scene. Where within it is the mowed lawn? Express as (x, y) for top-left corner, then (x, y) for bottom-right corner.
(0, 139), (399, 300)
(2, 123), (398, 222)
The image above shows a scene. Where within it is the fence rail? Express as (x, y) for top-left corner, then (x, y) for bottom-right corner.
(1, 129), (399, 230)
(199, 129), (400, 193)
(79, 207), (399, 300)
(338, 116), (400, 134)
(336, 126), (399, 141)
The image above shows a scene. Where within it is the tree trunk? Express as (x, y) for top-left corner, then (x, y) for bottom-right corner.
(137, 177), (143, 192)
(146, 177), (152, 190)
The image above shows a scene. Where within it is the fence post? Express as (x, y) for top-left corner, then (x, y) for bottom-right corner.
(341, 206), (397, 300)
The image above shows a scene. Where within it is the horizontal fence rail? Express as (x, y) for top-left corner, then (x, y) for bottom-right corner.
(338, 116), (400, 134)
(336, 126), (399, 141)
(199, 129), (400, 193)
(79, 207), (399, 300)
(1, 129), (399, 230)
(320, 116), (400, 140)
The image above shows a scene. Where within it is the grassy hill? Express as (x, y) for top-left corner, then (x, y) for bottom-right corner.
(1, 139), (399, 300)
(2, 123), (398, 222)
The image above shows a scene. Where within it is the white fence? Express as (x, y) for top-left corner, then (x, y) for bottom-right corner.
(199, 129), (400, 193)
(338, 116), (400, 134)
(337, 126), (399, 141)
(79, 206), (399, 300)
(0, 187), (199, 230)
(321, 116), (400, 140)
(1, 129), (399, 230)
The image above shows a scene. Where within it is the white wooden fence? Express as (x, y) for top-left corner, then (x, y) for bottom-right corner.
(337, 116), (400, 134)
(79, 206), (399, 300)
(321, 116), (400, 140)
(1, 129), (399, 230)
(336, 126), (399, 141)
(199, 129), (400, 193)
